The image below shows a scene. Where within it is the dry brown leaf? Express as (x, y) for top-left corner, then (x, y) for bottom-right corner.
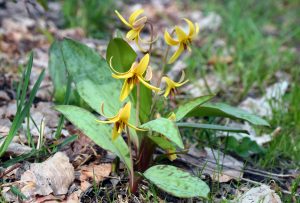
(0, 118), (11, 136)
(79, 163), (111, 184)
(66, 189), (82, 203)
(208, 55), (233, 65)
(20, 152), (74, 198)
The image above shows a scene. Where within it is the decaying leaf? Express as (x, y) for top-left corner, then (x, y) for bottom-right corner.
(79, 163), (111, 191)
(183, 147), (243, 183)
(239, 81), (289, 117)
(19, 152), (74, 198)
(236, 185), (282, 203)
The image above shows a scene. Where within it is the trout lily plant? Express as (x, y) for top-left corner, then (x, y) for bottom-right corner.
(51, 9), (269, 199)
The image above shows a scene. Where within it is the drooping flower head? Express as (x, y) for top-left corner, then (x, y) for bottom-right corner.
(115, 9), (148, 50)
(162, 71), (189, 98)
(96, 102), (145, 140)
(164, 18), (199, 64)
(109, 54), (160, 101)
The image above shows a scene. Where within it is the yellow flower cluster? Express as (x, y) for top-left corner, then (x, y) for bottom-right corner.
(97, 9), (199, 140)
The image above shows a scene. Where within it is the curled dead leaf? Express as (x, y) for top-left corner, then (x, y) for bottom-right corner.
(20, 152), (74, 198)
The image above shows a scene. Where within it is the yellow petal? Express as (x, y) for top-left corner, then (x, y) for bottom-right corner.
(168, 112), (176, 121)
(129, 9), (144, 24)
(96, 118), (117, 124)
(176, 79), (189, 87)
(183, 18), (195, 37)
(115, 10), (131, 28)
(175, 26), (187, 41)
(166, 149), (177, 161)
(127, 122), (147, 131)
(164, 30), (179, 46)
(119, 102), (131, 122)
(126, 29), (139, 40)
(138, 76), (160, 92)
(120, 79), (133, 101)
(135, 54), (149, 76)
(163, 86), (172, 98)
(109, 57), (133, 77)
(112, 72), (134, 79)
(112, 124), (121, 140)
(163, 76), (176, 89)
(168, 43), (184, 64)
(195, 23), (200, 35)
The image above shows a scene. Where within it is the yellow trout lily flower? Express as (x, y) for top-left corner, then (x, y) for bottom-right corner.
(96, 102), (145, 140)
(164, 18), (199, 64)
(109, 54), (160, 101)
(115, 9), (147, 50)
(162, 71), (189, 98)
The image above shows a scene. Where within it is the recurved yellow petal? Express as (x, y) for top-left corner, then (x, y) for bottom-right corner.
(164, 31), (179, 46)
(135, 54), (149, 76)
(183, 18), (195, 37)
(129, 9), (144, 24)
(115, 10), (131, 28)
(175, 26), (187, 41)
(112, 71), (133, 79)
(168, 43), (184, 64)
(138, 76), (160, 92)
(96, 116), (119, 124)
(127, 122), (147, 131)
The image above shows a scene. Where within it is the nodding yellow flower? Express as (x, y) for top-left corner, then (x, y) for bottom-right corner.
(115, 9), (147, 50)
(162, 71), (189, 98)
(96, 102), (145, 140)
(109, 54), (160, 101)
(164, 18), (199, 64)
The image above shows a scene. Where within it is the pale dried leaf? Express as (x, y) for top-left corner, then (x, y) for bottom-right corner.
(80, 163), (111, 183)
(236, 185), (281, 203)
(20, 152), (74, 197)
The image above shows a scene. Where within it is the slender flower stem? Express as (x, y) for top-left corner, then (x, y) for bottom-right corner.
(126, 126), (135, 192)
(146, 21), (155, 54)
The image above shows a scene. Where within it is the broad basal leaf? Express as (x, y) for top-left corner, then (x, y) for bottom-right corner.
(141, 118), (184, 149)
(188, 103), (270, 126)
(61, 38), (121, 116)
(144, 165), (210, 198)
(106, 38), (137, 72)
(61, 38), (140, 147)
(49, 41), (68, 103)
(175, 95), (214, 121)
(55, 105), (131, 170)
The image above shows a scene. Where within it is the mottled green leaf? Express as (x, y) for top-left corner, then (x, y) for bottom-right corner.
(188, 103), (270, 126)
(141, 118), (184, 149)
(106, 38), (137, 72)
(175, 95), (214, 121)
(144, 165), (210, 198)
(61, 38), (121, 116)
(55, 105), (131, 169)
(61, 38), (140, 146)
